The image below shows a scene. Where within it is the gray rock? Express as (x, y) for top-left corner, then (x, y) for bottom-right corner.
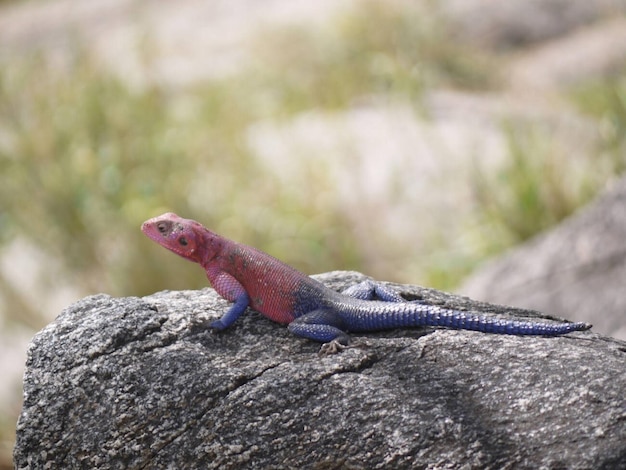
(14, 272), (626, 469)
(443, 0), (626, 49)
(460, 176), (626, 341)
(505, 17), (626, 92)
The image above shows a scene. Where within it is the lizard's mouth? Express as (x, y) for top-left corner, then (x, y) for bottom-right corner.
(142, 218), (176, 238)
(141, 220), (174, 246)
(141, 217), (197, 260)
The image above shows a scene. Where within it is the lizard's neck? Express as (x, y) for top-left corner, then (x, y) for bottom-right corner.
(197, 228), (228, 269)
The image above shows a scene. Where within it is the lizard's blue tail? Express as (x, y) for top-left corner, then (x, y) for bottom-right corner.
(342, 301), (592, 336)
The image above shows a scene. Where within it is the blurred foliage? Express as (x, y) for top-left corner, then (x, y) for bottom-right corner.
(1, 54), (196, 297)
(0, 0), (622, 314)
(570, 69), (626, 174)
(418, 71), (626, 290)
(0, 0), (622, 320)
(0, 54), (361, 303)
(456, 74), (626, 278)
(471, 123), (600, 248)
(0, 0), (498, 328)
(249, 0), (497, 114)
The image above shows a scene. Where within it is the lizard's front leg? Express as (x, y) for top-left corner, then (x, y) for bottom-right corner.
(210, 293), (250, 330)
(206, 270), (250, 330)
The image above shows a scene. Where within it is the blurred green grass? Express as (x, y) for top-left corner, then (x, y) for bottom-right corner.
(1, 2), (625, 465)
(0, 0), (498, 327)
(1, 1), (624, 323)
(0, 1), (623, 331)
(474, 69), (626, 249)
(247, 0), (497, 114)
(570, 70), (626, 174)
(432, 70), (626, 290)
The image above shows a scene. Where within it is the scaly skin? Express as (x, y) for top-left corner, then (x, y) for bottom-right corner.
(142, 213), (592, 349)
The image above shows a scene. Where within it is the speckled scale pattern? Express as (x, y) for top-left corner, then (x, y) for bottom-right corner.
(142, 213), (592, 345)
(208, 243), (323, 325)
(333, 299), (590, 336)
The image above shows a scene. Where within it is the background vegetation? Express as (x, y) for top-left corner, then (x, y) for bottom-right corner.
(1, 1), (625, 466)
(0, 1), (499, 315)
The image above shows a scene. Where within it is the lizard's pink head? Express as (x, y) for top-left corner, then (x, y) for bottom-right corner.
(142, 212), (206, 263)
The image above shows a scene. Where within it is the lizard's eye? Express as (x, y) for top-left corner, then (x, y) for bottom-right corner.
(157, 222), (168, 234)
(179, 237), (188, 246)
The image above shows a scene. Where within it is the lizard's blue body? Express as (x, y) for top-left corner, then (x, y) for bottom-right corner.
(286, 277), (590, 345)
(142, 213), (592, 351)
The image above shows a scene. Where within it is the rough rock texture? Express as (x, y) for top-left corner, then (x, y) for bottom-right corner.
(14, 271), (626, 469)
(460, 176), (626, 341)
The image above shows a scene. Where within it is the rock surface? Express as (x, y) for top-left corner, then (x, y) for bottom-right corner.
(443, 0), (626, 49)
(460, 176), (626, 341)
(14, 272), (626, 469)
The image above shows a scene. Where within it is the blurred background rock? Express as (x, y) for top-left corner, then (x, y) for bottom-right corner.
(1, 0), (625, 467)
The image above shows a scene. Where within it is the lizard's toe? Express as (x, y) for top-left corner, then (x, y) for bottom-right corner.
(318, 340), (349, 356)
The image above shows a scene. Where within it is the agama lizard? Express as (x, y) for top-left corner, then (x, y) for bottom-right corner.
(142, 213), (591, 352)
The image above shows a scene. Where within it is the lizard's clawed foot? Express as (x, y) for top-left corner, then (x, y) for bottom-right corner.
(209, 320), (227, 331)
(318, 340), (349, 356)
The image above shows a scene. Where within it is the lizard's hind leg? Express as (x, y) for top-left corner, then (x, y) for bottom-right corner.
(341, 280), (405, 302)
(288, 309), (351, 345)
